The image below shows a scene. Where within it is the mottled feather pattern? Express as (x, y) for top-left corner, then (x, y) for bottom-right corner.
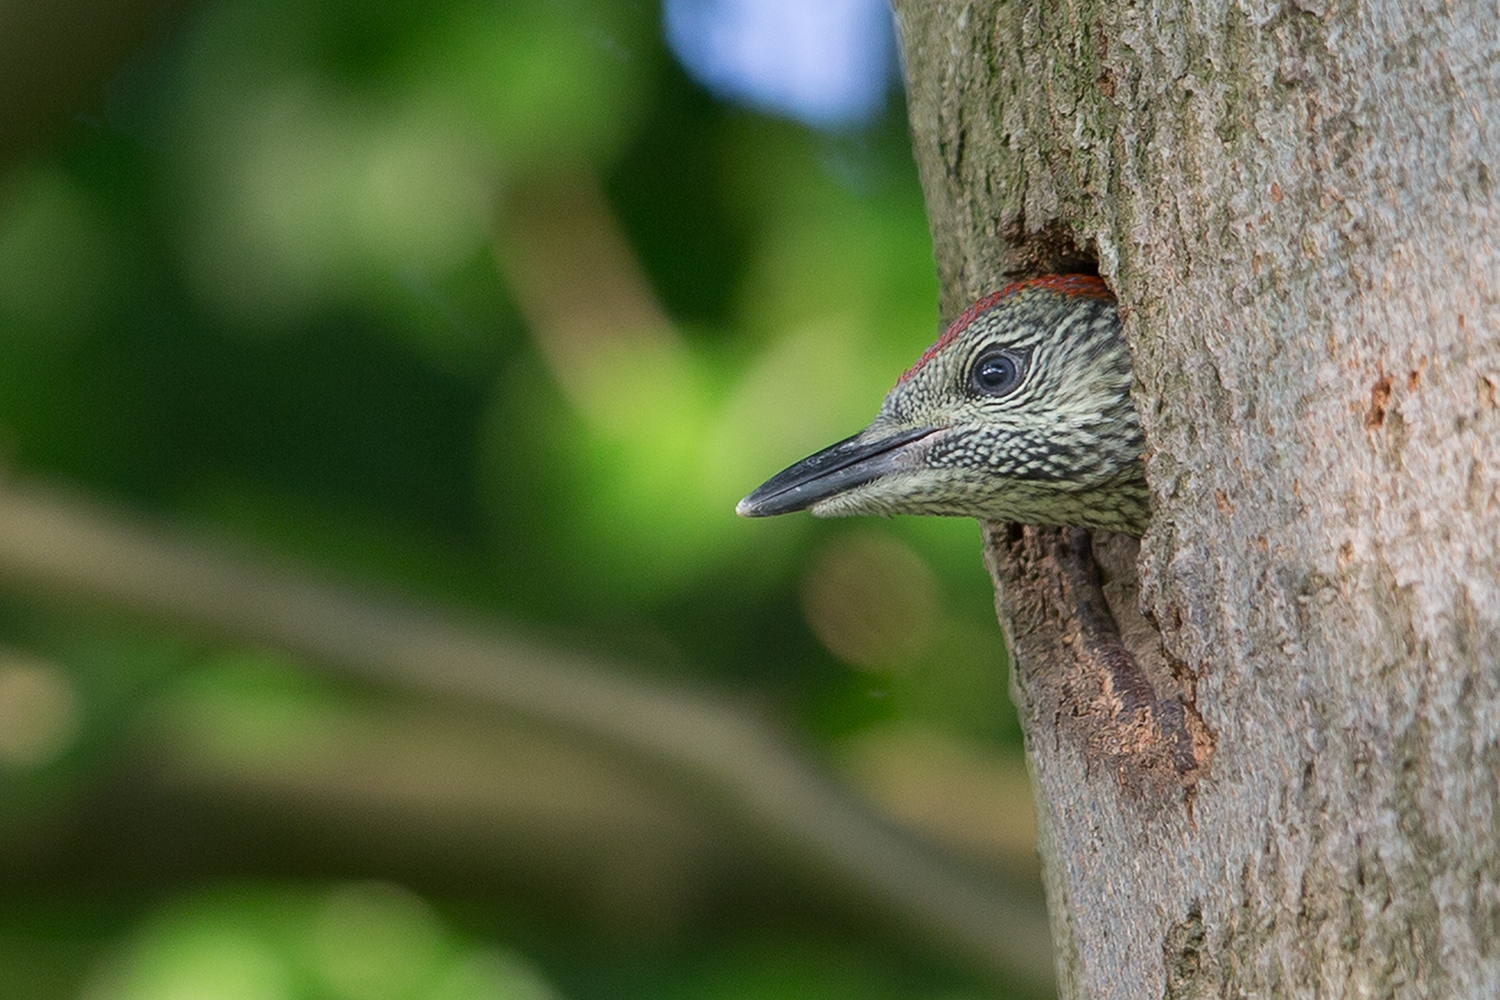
(828, 281), (1147, 532)
(898, 275), (1114, 384)
(739, 277), (1149, 534)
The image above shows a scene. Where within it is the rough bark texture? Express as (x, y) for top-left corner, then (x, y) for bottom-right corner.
(891, 1), (1500, 997)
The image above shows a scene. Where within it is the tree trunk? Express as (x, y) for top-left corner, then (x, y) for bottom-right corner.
(890, 1), (1500, 997)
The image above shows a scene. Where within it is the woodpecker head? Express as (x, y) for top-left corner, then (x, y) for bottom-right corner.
(736, 275), (1149, 535)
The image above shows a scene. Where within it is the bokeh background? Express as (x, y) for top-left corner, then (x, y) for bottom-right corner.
(0, 1), (1048, 997)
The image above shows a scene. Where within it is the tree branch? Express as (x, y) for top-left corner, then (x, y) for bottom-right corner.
(0, 478), (1054, 988)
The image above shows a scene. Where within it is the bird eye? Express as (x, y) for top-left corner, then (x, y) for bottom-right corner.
(969, 350), (1025, 397)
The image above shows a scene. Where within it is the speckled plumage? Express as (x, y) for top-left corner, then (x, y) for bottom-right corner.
(737, 276), (1150, 535)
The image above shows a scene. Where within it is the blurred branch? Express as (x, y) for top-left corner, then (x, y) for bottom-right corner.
(0, 479), (1053, 988)
(495, 170), (670, 352)
(491, 171), (693, 428)
(101, 681), (734, 936)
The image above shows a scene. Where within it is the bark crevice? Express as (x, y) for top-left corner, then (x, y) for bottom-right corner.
(983, 523), (1209, 799)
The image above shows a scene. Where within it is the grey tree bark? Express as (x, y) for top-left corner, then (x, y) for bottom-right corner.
(890, 1), (1500, 997)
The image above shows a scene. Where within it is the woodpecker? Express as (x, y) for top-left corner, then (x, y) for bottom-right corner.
(736, 275), (1149, 535)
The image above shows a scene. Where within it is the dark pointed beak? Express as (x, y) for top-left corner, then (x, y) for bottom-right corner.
(736, 427), (938, 517)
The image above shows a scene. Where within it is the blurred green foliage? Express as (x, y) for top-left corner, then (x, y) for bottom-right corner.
(0, 0), (1032, 997)
(84, 881), (559, 1000)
